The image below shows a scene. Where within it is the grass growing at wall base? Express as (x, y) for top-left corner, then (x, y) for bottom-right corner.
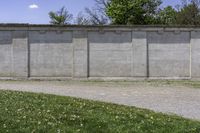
(0, 90), (200, 133)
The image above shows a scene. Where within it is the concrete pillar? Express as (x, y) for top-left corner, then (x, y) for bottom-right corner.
(73, 30), (88, 78)
(12, 31), (28, 78)
(0, 31), (12, 77)
(191, 31), (200, 78)
(132, 31), (147, 77)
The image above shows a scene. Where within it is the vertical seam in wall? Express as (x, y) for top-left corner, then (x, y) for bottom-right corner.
(11, 30), (14, 78)
(87, 31), (90, 78)
(190, 31), (192, 78)
(27, 28), (30, 78)
(146, 31), (149, 78)
(72, 31), (75, 78)
(131, 31), (134, 77)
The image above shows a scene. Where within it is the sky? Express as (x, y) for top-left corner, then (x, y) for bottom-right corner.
(0, 0), (181, 24)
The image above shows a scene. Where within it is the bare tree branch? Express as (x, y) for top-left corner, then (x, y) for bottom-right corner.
(84, 0), (110, 25)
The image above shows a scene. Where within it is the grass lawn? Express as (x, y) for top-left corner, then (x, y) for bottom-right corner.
(0, 90), (200, 133)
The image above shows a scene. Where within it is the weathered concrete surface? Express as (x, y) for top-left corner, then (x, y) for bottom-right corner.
(1, 24), (200, 79)
(29, 31), (73, 77)
(0, 31), (12, 77)
(73, 31), (88, 78)
(12, 31), (28, 77)
(191, 31), (200, 78)
(148, 31), (190, 78)
(0, 81), (200, 120)
(89, 31), (132, 77)
(0, 31), (28, 78)
(132, 31), (147, 77)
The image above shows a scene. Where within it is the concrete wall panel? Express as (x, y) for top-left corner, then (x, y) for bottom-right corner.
(191, 31), (200, 78)
(132, 31), (147, 77)
(148, 31), (190, 77)
(73, 31), (88, 78)
(29, 31), (73, 77)
(12, 31), (28, 77)
(89, 31), (132, 77)
(0, 31), (12, 77)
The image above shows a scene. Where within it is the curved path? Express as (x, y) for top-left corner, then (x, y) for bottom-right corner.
(0, 81), (200, 120)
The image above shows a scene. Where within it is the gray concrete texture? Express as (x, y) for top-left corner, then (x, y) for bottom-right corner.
(0, 24), (200, 79)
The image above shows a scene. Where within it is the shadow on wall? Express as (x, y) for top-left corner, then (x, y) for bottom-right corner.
(88, 31), (132, 43)
(0, 31), (12, 45)
(29, 31), (72, 44)
(148, 31), (190, 44)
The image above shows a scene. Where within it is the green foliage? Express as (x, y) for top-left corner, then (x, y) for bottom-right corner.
(106, 0), (162, 25)
(84, 0), (110, 25)
(104, 0), (200, 25)
(47, 0), (200, 25)
(85, 7), (109, 25)
(0, 90), (200, 132)
(49, 7), (73, 25)
(176, 1), (200, 25)
(157, 6), (177, 25)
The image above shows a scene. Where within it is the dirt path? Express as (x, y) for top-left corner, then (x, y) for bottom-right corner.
(0, 81), (200, 120)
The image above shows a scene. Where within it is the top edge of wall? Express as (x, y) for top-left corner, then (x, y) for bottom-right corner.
(1, 23), (200, 31)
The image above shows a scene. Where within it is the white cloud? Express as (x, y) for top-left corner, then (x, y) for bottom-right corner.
(29, 4), (39, 9)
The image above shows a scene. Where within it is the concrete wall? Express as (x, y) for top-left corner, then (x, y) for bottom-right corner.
(88, 31), (132, 77)
(1, 24), (200, 80)
(0, 30), (28, 78)
(29, 31), (73, 77)
(148, 31), (190, 78)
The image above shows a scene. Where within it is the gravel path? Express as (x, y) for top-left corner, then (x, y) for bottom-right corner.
(0, 81), (200, 120)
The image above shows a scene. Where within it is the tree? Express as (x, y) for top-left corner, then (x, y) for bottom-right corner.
(85, 8), (109, 25)
(157, 6), (177, 25)
(176, 0), (200, 25)
(106, 0), (162, 25)
(84, 0), (110, 25)
(94, 0), (110, 16)
(49, 7), (73, 25)
(74, 12), (90, 25)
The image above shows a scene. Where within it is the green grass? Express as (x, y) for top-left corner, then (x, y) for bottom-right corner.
(0, 90), (200, 133)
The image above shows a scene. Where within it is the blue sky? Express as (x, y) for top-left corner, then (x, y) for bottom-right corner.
(0, 0), (181, 24)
